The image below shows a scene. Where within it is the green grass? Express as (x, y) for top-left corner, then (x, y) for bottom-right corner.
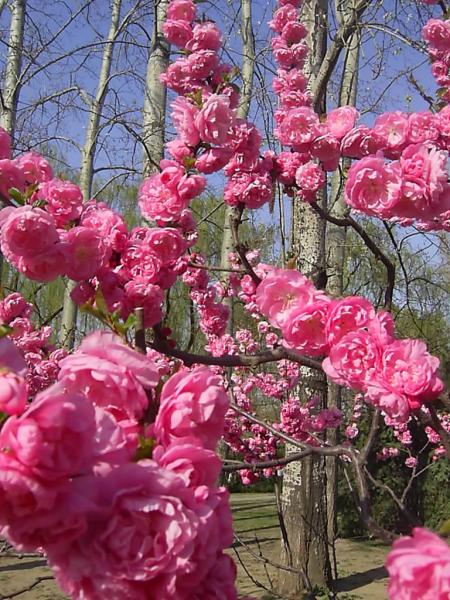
(231, 493), (279, 536)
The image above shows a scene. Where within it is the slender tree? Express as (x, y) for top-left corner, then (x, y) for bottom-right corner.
(0, 0), (25, 140)
(142, 0), (169, 176)
(60, 0), (123, 349)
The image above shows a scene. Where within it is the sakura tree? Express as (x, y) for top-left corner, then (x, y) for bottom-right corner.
(0, 0), (448, 598)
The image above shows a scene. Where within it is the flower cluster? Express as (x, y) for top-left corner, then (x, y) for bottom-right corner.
(0, 292), (66, 397)
(0, 328), (240, 599)
(160, 0), (273, 211)
(345, 141), (450, 230)
(423, 17), (450, 100)
(255, 268), (443, 422)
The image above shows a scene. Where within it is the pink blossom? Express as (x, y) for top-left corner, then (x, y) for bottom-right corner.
(281, 300), (331, 356)
(18, 244), (66, 282)
(59, 331), (159, 419)
(275, 151), (307, 185)
(0, 127), (11, 159)
(276, 107), (320, 148)
(368, 311), (395, 345)
(0, 293), (32, 323)
(122, 278), (164, 327)
(345, 155), (402, 217)
(187, 50), (220, 79)
(199, 302), (230, 337)
(345, 424), (359, 439)
(0, 453), (87, 551)
(423, 18), (450, 50)
(142, 227), (186, 266)
(340, 125), (384, 158)
(167, 139), (193, 162)
(269, 5), (298, 33)
(177, 173), (206, 201)
(163, 19), (193, 47)
(224, 171), (272, 209)
(295, 161), (325, 201)
(195, 147), (233, 174)
(172, 97), (200, 146)
(80, 202), (128, 253)
(195, 94), (234, 145)
(407, 112), (439, 144)
(271, 37), (306, 69)
(121, 242), (162, 283)
(281, 21), (307, 45)
(167, 0), (196, 21)
(0, 159), (25, 199)
(326, 106), (359, 139)
(155, 366), (229, 449)
(34, 178), (83, 226)
(62, 226), (110, 281)
(310, 134), (341, 171)
(255, 268), (320, 328)
(180, 552), (238, 600)
(325, 296), (375, 345)
(323, 330), (381, 389)
(185, 22), (222, 52)
(153, 441), (222, 487)
(139, 172), (189, 223)
(378, 339), (443, 404)
(0, 338), (28, 415)
(49, 462), (202, 597)
(228, 119), (262, 162)
(0, 382), (96, 480)
(1, 206), (59, 259)
(14, 152), (53, 185)
(374, 112), (409, 157)
(386, 527), (450, 599)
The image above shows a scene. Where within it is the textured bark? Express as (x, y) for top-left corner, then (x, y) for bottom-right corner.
(60, 0), (123, 349)
(277, 1), (331, 595)
(0, 0), (25, 139)
(325, 2), (361, 573)
(219, 0), (255, 278)
(142, 0), (169, 176)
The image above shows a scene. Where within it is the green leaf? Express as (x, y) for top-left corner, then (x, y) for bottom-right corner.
(134, 436), (156, 461)
(94, 288), (108, 315)
(8, 188), (25, 205)
(0, 324), (13, 338)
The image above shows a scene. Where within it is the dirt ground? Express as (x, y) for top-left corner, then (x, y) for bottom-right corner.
(0, 494), (389, 599)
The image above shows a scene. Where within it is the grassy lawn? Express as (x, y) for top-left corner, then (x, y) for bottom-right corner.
(229, 493), (389, 599)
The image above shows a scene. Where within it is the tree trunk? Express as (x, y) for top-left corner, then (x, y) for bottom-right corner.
(1, 0), (25, 139)
(325, 3), (361, 575)
(277, 0), (332, 596)
(60, 0), (123, 349)
(142, 0), (169, 176)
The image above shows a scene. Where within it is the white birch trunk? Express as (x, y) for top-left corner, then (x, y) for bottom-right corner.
(60, 0), (123, 349)
(142, 0), (169, 176)
(0, 0), (25, 139)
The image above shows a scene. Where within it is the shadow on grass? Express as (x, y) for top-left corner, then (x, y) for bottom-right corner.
(0, 559), (47, 572)
(334, 565), (388, 592)
(231, 502), (276, 514)
(232, 536), (278, 548)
